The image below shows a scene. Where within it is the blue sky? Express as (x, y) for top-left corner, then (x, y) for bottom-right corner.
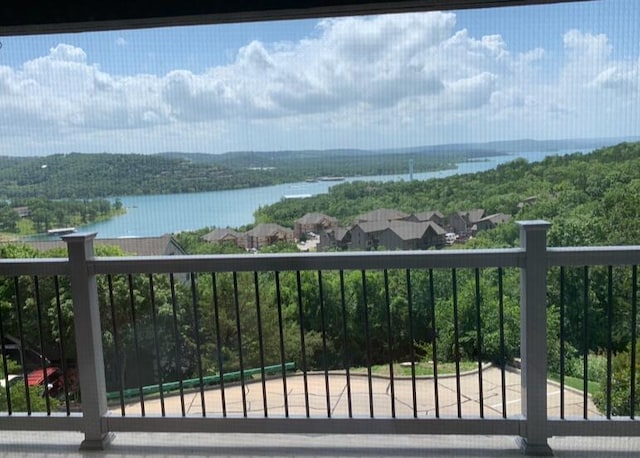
(0, 0), (639, 156)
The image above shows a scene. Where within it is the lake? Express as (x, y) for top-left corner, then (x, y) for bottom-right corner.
(77, 149), (585, 238)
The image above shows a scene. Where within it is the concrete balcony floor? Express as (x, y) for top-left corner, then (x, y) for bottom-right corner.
(1, 431), (639, 457)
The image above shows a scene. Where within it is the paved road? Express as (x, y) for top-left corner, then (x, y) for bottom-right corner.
(113, 366), (599, 418)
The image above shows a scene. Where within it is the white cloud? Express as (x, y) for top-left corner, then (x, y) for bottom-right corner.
(1, 11), (639, 156)
(115, 37), (128, 47)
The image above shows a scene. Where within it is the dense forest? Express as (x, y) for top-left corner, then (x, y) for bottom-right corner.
(2, 141), (640, 416)
(0, 137), (615, 200)
(0, 150), (465, 200)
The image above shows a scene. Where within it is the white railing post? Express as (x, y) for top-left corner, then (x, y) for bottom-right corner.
(63, 233), (113, 450)
(516, 221), (552, 456)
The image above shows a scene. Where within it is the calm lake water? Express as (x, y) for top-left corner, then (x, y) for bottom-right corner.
(76, 149), (586, 238)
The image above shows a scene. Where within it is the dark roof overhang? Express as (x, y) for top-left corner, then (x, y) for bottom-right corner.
(1, 1), (591, 36)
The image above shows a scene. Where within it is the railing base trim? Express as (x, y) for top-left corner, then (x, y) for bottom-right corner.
(516, 437), (553, 456)
(80, 432), (115, 451)
(0, 414), (83, 431)
(106, 416), (522, 436)
(548, 419), (640, 436)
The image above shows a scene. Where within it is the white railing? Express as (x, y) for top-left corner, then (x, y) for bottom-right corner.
(0, 221), (638, 455)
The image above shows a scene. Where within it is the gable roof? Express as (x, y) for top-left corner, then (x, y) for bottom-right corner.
(477, 213), (512, 225)
(355, 208), (410, 223)
(466, 209), (486, 223)
(246, 223), (293, 238)
(12, 234), (184, 256)
(385, 221), (426, 241)
(387, 221), (446, 241)
(202, 228), (242, 242)
(412, 210), (444, 222)
(455, 209), (486, 224)
(355, 220), (445, 241)
(296, 212), (337, 225)
(352, 221), (392, 234)
(332, 227), (350, 242)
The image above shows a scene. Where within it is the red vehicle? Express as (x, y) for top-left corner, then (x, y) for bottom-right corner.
(27, 367), (63, 397)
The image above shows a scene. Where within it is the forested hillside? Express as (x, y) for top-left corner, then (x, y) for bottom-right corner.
(255, 142), (640, 247)
(0, 148), (492, 200)
(0, 153), (248, 199)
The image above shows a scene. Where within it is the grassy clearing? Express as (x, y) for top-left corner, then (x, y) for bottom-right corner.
(15, 219), (36, 236)
(549, 373), (601, 395)
(352, 361), (478, 377)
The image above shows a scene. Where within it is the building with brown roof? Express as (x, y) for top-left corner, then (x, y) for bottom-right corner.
(318, 227), (351, 251)
(245, 223), (294, 250)
(473, 213), (512, 232)
(448, 209), (486, 234)
(349, 220), (445, 251)
(202, 228), (243, 244)
(294, 213), (338, 239)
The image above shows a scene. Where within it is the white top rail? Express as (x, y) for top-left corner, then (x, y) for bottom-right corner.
(2, 246), (639, 278)
(0, 258), (69, 277)
(89, 249), (525, 275)
(548, 246), (640, 267)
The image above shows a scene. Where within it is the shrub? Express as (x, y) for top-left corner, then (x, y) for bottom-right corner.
(593, 341), (640, 416)
(0, 384), (61, 413)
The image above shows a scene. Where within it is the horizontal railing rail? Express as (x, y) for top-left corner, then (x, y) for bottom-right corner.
(90, 248), (525, 275)
(0, 258), (69, 277)
(548, 246), (640, 267)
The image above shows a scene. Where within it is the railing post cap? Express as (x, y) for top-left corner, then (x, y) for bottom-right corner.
(61, 232), (98, 243)
(516, 220), (551, 231)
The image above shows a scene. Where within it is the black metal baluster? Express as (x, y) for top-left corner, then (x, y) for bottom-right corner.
(254, 272), (268, 417)
(498, 268), (507, 419)
(15, 277), (32, 415)
(128, 274), (145, 416)
(107, 275), (125, 416)
(33, 276), (51, 415)
(190, 272), (206, 417)
(383, 269), (396, 418)
(232, 272), (247, 417)
(275, 272), (289, 417)
(429, 268), (439, 418)
(339, 270), (353, 418)
(606, 266), (613, 418)
(406, 269), (417, 418)
(318, 271), (331, 418)
(582, 266), (589, 420)
(211, 273), (226, 417)
(0, 282), (12, 414)
(296, 271), (310, 418)
(148, 274), (165, 416)
(452, 269), (462, 418)
(631, 265), (637, 420)
(361, 270), (374, 418)
(560, 267), (566, 419)
(169, 273), (186, 417)
(474, 269), (484, 418)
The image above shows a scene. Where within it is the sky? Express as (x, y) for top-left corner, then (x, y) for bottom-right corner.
(0, 0), (639, 157)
